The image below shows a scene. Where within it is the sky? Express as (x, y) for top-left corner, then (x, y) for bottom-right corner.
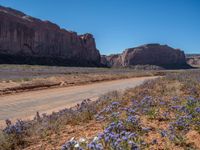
(0, 0), (200, 55)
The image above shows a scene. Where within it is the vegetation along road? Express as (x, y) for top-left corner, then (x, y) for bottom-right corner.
(0, 76), (157, 126)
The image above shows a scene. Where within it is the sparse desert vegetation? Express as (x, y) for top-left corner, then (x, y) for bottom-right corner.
(0, 64), (165, 95)
(0, 1), (199, 150)
(0, 69), (199, 150)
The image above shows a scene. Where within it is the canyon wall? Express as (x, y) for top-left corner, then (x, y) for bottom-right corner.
(0, 6), (101, 66)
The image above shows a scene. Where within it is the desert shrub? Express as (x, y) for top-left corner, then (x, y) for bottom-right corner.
(61, 70), (200, 150)
(1, 70), (200, 149)
(0, 91), (122, 149)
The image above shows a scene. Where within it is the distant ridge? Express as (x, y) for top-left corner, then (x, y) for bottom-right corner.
(101, 44), (191, 69)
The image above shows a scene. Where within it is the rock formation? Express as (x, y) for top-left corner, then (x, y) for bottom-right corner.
(186, 54), (200, 67)
(102, 44), (190, 69)
(0, 6), (101, 66)
(101, 54), (122, 67)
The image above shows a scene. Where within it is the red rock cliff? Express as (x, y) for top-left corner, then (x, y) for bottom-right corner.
(0, 6), (101, 66)
(102, 44), (190, 69)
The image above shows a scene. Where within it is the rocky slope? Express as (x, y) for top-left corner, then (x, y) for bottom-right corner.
(102, 44), (190, 69)
(0, 6), (101, 66)
(186, 54), (200, 67)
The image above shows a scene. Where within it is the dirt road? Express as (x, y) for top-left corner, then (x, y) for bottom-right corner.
(0, 76), (157, 126)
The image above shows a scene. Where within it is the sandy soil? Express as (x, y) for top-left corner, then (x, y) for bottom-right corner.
(0, 65), (160, 95)
(0, 76), (157, 127)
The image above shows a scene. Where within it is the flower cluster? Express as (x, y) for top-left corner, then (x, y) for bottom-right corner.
(61, 102), (150, 150)
(95, 101), (120, 121)
(62, 93), (200, 149)
(160, 96), (200, 143)
(61, 119), (144, 150)
(3, 119), (28, 134)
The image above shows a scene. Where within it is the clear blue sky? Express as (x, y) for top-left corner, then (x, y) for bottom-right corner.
(0, 0), (200, 54)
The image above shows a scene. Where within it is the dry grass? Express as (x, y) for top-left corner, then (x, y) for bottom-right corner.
(0, 70), (200, 150)
(0, 64), (164, 95)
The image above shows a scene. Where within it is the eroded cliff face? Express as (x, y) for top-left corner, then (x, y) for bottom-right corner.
(101, 54), (122, 67)
(102, 44), (190, 69)
(0, 6), (100, 66)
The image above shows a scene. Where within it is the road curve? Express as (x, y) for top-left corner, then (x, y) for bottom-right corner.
(0, 76), (157, 126)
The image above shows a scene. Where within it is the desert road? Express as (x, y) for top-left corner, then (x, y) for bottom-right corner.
(0, 76), (157, 126)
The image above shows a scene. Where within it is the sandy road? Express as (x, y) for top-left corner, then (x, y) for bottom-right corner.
(0, 76), (157, 126)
